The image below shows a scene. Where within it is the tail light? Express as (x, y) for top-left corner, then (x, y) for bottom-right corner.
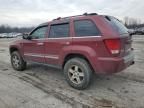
(104, 39), (121, 55)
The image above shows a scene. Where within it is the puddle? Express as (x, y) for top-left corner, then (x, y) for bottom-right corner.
(2, 68), (9, 71)
(0, 49), (6, 53)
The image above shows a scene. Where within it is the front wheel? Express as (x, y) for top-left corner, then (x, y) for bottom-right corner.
(11, 51), (27, 71)
(64, 58), (92, 90)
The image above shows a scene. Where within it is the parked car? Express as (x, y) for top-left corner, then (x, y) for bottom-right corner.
(139, 29), (144, 35)
(0, 33), (22, 38)
(9, 13), (134, 89)
(0, 33), (8, 38)
(135, 28), (144, 35)
(0, 34), (4, 38)
(128, 29), (136, 35)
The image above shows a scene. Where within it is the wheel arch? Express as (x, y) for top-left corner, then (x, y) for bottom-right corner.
(62, 53), (94, 72)
(9, 46), (19, 54)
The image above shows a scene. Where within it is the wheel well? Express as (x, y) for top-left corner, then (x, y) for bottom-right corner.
(63, 54), (94, 71)
(10, 47), (18, 54)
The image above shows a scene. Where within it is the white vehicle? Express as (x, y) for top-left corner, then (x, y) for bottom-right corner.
(0, 33), (22, 38)
(0, 33), (8, 38)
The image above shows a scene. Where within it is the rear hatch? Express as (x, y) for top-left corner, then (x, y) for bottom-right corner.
(104, 16), (132, 57)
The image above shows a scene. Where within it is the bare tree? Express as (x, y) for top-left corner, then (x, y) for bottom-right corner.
(124, 17), (143, 29)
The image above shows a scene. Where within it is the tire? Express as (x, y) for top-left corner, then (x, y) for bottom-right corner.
(11, 51), (27, 71)
(64, 58), (92, 90)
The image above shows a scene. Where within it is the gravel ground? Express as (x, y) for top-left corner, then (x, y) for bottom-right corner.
(0, 35), (144, 108)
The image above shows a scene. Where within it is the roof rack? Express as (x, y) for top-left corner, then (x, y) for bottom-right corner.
(83, 13), (98, 16)
(53, 13), (98, 21)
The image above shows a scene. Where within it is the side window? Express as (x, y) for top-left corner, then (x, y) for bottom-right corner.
(49, 23), (69, 38)
(30, 26), (47, 39)
(74, 20), (101, 36)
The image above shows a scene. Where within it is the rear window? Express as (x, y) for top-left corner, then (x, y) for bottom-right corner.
(105, 16), (128, 35)
(74, 20), (101, 36)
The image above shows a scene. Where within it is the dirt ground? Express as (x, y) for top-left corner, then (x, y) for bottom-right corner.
(0, 35), (144, 108)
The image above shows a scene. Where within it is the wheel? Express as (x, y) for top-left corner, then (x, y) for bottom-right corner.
(64, 58), (92, 90)
(11, 51), (27, 71)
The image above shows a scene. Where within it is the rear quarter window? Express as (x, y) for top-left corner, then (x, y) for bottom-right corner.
(74, 20), (101, 37)
(105, 16), (128, 35)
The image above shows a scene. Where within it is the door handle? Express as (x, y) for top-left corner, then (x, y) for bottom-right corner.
(37, 43), (44, 45)
(62, 42), (70, 46)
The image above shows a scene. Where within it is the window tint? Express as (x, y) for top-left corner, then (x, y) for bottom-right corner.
(105, 16), (128, 35)
(74, 20), (100, 36)
(49, 23), (69, 38)
(31, 26), (47, 39)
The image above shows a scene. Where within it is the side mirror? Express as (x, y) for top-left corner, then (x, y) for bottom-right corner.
(22, 33), (32, 40)
(27, 35), (32, 40)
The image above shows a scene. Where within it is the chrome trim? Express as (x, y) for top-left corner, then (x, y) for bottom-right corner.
(72, 36), (101, 38)
(47, 37), (71, 40)
(31, 36), (101, 40)
(45, 55), (59, 59)
(24, 53), (59, 59)
(24, 53), (44, 58)
(37, 43), (44, 45)
(47, 36), (101, 40)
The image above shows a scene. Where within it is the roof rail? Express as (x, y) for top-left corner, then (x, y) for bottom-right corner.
(53, 13), (98, 21)
(53, 15), (83, 21)
(83, 13), (98, 15)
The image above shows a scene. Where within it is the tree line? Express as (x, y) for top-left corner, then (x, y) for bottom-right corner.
(0, 25), (34, 33)
(124, 17), (144, 29)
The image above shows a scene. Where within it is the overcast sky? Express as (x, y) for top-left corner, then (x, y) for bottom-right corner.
(0, 0), (144, 27)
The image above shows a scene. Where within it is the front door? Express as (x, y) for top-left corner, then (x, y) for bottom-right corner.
(23, 26), (48, 63)
(45, 22), (72, 65)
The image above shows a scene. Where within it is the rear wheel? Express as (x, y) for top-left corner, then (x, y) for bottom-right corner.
(64, 58), (92, 90)
(11, 51), (27, 71)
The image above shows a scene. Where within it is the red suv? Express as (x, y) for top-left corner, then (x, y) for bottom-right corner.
(9, 13), (134, 89)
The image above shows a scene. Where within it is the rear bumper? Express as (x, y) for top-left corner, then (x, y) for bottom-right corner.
(93, 53), (134, 74)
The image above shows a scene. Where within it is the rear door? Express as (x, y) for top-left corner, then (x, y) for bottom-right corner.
(72, 19), (103, 56)
(45, 22), (72, 65)
(23, 26), (48, 63)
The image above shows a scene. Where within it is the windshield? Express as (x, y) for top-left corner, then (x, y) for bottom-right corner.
(105, 16), (128, 35)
